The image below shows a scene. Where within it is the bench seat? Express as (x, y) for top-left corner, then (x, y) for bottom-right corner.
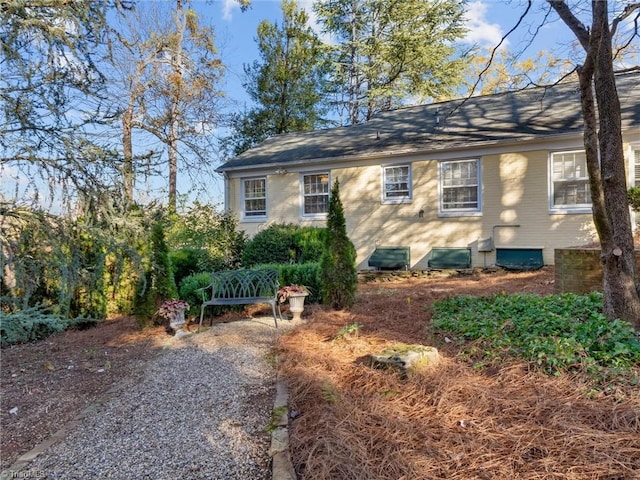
(199, 268), (280, 330)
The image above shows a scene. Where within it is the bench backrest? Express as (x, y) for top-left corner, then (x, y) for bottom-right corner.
(209, 268), (279, 300)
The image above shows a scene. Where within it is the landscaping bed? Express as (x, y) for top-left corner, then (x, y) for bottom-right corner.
(277, 267), (640, 479)
(2, 267), (639, 479)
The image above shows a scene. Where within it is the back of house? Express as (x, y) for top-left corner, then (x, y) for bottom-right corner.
(217, 72), (640, 270)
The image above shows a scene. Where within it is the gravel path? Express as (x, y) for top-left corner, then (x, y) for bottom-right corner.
(15, 318), (286, 480)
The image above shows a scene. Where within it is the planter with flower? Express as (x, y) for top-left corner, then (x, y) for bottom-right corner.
(277, 285), (309, 321)
(156, 299), (190, 334)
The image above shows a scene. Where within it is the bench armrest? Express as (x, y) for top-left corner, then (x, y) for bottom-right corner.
(196, 284), (213, 302)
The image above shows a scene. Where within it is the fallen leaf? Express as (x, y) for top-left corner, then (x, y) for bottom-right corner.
(44, 361), (55, 371)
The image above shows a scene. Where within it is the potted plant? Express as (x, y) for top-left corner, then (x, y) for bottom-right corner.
(277, 285), (309, 321)
(156, 299), (190, 334)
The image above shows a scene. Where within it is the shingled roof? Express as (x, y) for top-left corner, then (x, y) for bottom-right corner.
(217, 72), (640, 173)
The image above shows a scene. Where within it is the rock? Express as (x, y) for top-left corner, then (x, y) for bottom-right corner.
(370, 344), (440, 377)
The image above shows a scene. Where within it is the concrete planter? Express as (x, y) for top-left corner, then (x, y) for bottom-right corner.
(288, 293), (308, 321)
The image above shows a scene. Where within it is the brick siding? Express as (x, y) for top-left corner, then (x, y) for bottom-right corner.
(555, 248), (640, 294)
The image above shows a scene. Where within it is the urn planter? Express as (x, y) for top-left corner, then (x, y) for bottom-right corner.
(288, 293), (308, 321)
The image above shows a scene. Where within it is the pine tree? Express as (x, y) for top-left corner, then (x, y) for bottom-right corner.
(320, 179), (358, 309)
(222, 0), (329, 156)
(314, 0), (468, 125)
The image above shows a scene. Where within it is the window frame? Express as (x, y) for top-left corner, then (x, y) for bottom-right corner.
(548, 150), (591, 214)
(381, 164), (412, 204)
(632, 146), (640, 188)
(300, 172), (330, 219)
(438, 158), (482, 216)
(241, 176), (267, 221)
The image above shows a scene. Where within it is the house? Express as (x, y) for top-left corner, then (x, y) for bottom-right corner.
(217, 72), (640, 270)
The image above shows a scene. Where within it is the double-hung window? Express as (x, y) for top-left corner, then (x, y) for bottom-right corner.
(382, 165), (412, 203)
(549, 150), (591, 213)
(302, 173), (330, 217)
(439, 159), (481, 215)
(242, 177), (266, 219)
(633, 147), (640, 187)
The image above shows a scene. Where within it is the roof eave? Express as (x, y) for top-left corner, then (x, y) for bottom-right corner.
(215, 131), (586, 174)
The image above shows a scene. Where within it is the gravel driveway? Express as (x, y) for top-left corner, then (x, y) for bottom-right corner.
(6, 318), (286, 480)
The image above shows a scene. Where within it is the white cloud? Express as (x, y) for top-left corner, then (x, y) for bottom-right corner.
(221, 0), (240, 21)
(464, 1), (508, 48)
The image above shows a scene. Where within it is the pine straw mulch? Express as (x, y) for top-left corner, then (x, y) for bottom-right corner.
(276, 268), (640, 480)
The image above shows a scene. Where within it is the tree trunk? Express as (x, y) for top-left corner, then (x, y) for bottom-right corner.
(590, 4), (640, 326)
(122, 105), (134, 208)
(167, 0), (185, 215)
(552, 0), (640, 326)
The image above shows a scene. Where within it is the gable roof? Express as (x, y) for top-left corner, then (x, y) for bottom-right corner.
(217, 72), (640, 173)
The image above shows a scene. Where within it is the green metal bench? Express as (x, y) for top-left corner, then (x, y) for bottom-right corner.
(368, 247), (410, 270)
(427, 247), (472, 269)
(198, 268), (280, 330)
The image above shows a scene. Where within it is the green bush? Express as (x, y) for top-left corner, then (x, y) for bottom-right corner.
(430, 292), (640, 373)
(293, 227), (326, 263)
(258, 262), (321, 303)
(0, 307), (68, 346)
(170, 248), (210, 287)
(242, 224), (299, 266)
(135, 219), (178, 324)
(320, 180), (358, 309)
(178, 272), (212, 316)
(166, 203), (247, 270)
(627, 186), (640, 212)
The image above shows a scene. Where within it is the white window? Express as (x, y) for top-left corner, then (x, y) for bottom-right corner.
(439, 159), (481, 214)
(550, 150), (591, 212)
(302, 173), (330, 217)
(633, 148), (640, 187)
(242, 177), (266, 218)
(382, 165), (412, 203)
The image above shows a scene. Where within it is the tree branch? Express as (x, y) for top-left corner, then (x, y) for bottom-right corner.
(465, 0), (533, 100)
(547, 0), (591, 50)
(611, 2), (640, 36)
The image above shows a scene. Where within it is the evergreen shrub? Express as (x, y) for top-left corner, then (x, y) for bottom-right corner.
(320, 180), (358, 309)
(135, 219), (178, 324)
(242, 224), (299, 266)
(242, 224), (326, 266)
(258, 262), (321, 303)
(293, 227), (326, 263)
(169, 248), (210, 287)
(0, 307), (68, 346)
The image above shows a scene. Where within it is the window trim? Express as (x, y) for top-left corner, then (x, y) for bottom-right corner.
(300, 172), (330, 219)
(241, 176), (267, 221)
(438, 158), (482, 217)
(381, 164), (412, 204)
(632, 145), (640, 188)
(548, 149), (591, 214)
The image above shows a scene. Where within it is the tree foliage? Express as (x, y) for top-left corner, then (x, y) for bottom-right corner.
(314, 0), (469, 125)
(1, 0), (132, 209)
(223, 0), (329, 156)
(465, 49), (576, 95)
(320, 180), (357, 309)
(116, 0), (225, 212)
(166, 202), (247, 282)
